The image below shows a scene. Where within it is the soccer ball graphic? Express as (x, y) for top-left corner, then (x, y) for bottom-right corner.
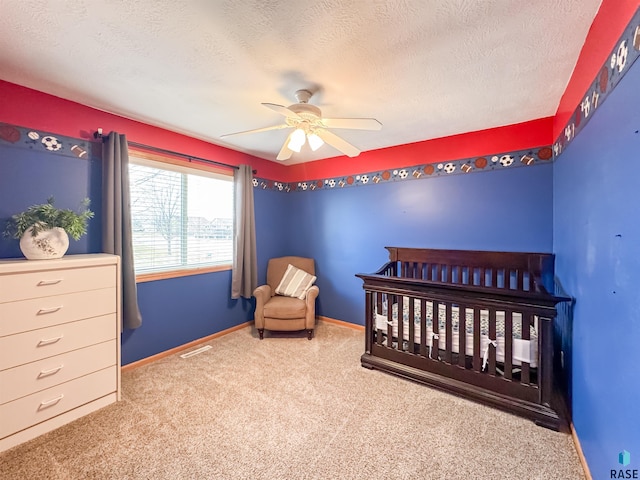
(499, 155), (514, 167)
(42, 135), (61, 151)
(327, 179), (336, 188)
(398, 169), (408, 179)
(443, 163), (456, 174)
(252, 178), (258, 187)
(580, 96), (591, 118)
(360, 175), (369, 184)
(614, 40), (628, 73)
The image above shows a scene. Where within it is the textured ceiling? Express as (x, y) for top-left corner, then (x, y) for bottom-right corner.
(0, 0), (602, 165)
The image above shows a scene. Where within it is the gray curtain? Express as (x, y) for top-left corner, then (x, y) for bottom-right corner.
(102, 132), (143, 329)
(231, 165), (257, 299)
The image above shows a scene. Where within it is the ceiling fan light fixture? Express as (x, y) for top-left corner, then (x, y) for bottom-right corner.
(222, 89), (381, 160)
(307, 132), (324, 151)
(288, 128), (306, 152)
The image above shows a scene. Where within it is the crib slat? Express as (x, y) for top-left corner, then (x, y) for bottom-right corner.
(458, 304), (467, 368)
(473, 307), (481, 371)
(432, 302), (440, 360)
(365, 291), (373, 353)
(435, 264), (442, 283)
(444, 303), (452, 363)
(376, 292), (384, 346)
(504, 309), (513, 380)
(521, 313), (531, 384)
(491, 268), (497, 288)
(397, 296), (405, 351)
(408, 297), (415, 354)
(517, 269), (524, 291)
(445, 265), (452, 284)
(540, 315), (553, 406)
(488, 309), (496, 376)
(479, 268), (486, 287)
(420, 298), (427, 357)
(386, 294), (394, 347)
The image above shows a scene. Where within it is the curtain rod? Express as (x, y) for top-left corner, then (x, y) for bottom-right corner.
(93, 129), (256, 173)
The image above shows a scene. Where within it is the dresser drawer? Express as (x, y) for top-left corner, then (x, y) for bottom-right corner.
(0, 340), (116, 404)
(0, 367), (117, 439)
(0, 288), (116, 337)
(0, 314), (116, 371)
(0, 265), (116, 304)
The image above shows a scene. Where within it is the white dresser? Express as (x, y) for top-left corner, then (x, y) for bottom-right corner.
(0, 254), (121, 452)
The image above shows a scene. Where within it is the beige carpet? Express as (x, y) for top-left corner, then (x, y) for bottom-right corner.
(0, 321), (585, 480)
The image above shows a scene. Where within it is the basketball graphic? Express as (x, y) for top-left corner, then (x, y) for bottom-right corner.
(537, 147), (552, 160)
(475, 157), (488, 169)
(0, 125), (20, 143)
(599, 66), (608, 93)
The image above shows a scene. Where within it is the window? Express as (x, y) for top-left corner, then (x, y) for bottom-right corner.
(128, 152), (234, 279)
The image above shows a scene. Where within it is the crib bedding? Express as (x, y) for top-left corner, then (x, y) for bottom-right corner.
(374, 298), (538, 367)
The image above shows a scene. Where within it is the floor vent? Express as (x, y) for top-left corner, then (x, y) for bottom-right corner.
(180, 345), (212, 359)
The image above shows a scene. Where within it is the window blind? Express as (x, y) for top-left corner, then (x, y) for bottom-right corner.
(129, 159), (233, 274)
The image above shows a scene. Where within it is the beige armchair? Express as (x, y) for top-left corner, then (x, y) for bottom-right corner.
(253, 256), (319, 340)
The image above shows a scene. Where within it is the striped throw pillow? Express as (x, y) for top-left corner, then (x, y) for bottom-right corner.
(275, 264), (317, 300)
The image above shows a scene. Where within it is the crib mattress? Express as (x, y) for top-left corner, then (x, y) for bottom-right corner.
(374, 300), (538, 368)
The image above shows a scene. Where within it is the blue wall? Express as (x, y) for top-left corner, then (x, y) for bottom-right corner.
(0, 144), (102, 257)
(287, 164), (554, 324)
(553, 59), (640, 478)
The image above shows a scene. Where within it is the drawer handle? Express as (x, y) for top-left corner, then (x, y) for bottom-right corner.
(37, 306), (63, 315)
(38, 335), (64, 346)
(37, 279), (63, 286)
(39, 394), (64, 409)
(38, 364), (64, 378)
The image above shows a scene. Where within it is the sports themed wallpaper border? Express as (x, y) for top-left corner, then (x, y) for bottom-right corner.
(553, 5), (640, 157)
(0, 124), (96, 160)
(252, 146), (554, 192)
(1, 6), (638, 193)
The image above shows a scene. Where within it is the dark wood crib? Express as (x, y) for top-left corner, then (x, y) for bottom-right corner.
(356, 247), (570, 430)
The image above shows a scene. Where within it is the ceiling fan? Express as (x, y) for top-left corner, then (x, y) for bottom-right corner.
(221, 89), (382, 160)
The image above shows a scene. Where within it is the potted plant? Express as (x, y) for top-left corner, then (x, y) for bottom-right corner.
(4, 197), (94, 260)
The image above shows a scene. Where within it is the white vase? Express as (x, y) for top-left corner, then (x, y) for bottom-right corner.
(19, 226), (70, 260)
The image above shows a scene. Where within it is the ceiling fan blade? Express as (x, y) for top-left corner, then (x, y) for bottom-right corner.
(220, 124), (290, 138)
(315, 129), (361, 158)
(276, 131), (294, 161)
(322, 117), (382, 130)
(262, 103), (301, 119)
